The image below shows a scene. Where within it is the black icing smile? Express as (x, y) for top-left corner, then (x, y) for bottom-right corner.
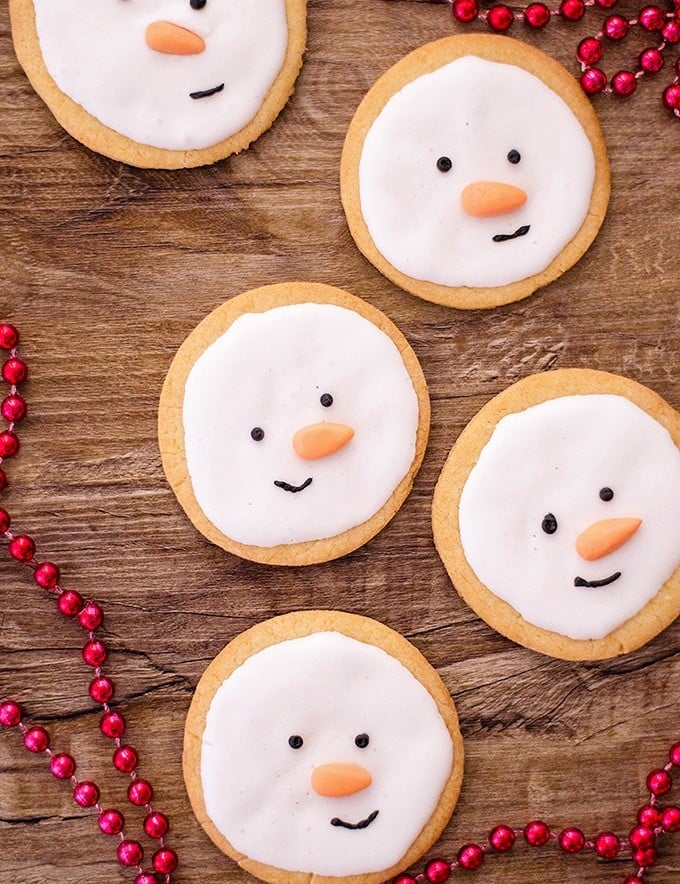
(492, 224), (531, 243)
(330, 810), (379, 830)
(190, 83), (225, 100)
(274, 477), (313, 494)
(574, 572), (622, 588)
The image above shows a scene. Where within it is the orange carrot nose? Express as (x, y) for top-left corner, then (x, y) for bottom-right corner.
(145, 21), (206, 55)
(293, 423), (355, 461)
(460, 181), (528, 217)
(311, 763), (372, 798)
(575, 517), (642, 561)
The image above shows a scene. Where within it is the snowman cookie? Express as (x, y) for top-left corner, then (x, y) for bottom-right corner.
(158, 282), (430, 565)
(341, 35), (610, 310)
(184, 610), (464, 883)
(432, 370), (680, 660)
(9, 0), (307, 168)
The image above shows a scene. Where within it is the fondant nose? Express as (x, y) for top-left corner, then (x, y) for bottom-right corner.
(460, 181), (528, 217)
(146, 21), (206, 55)
(311, 763), (372, 798)
(293, 423), (355, 460)
(575, 517), (642, 561)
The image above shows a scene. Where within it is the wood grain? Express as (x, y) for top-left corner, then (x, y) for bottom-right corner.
(0, 1), (679, 882)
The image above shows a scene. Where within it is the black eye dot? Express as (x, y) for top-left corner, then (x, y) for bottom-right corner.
(436, 156), (453, 173)
(354, 733), (369, 749)
(250, 427), (265, 442)
(507, 149), (521, 165)
(320, 393), (333, 408)
(190, 0), (207, 8)
(542, 513), (558, 535)
(599, 487), (614, 502)
(288, 735), (303, 749)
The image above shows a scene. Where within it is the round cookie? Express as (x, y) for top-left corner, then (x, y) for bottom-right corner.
(9, 0), (307, 168)
(184, 610), (464, 884)
(341, 35), (610, 310)
(158, 282), (430, 565)
(432, 370), (680, 660)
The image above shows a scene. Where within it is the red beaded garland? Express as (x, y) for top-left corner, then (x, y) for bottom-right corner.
(113, 744), (139, 773)
(489, 824), (516, 852)
(78, 601), (104, 631)
(89, 675), (115, 704)
(23, 725), (49, 753)
(612, 70), (638, 96)
(34, 561), (60, 589)
(452, 0), (479, 22)
(629, 825), (656, 850)
(603, 14), (630, 39)
(663, 19), (680, 42)
(578, 36), (604, 64)
(98, 808), (125, 836)
(118, 840), (144, 867)
(394, 876), (417, 884)
(73, 781), (100, 808)
(640, 48), (665, 73)
(558, 827), (585, 853)
(637, 804), (662, 827)
(0, 469), (7, 491)
(524, 820), (551, 846)
(671, 742), (680, 766)
(82, 639), (107, 667)
(486, 4), (514, 30)
(2, 394), (27, 422)
(50, 753), (77, 779)
(0, 700), (22, 727)
(101, 710), (126, 739)
(425, 858), (451, 883)
(0, 431), (20, 458)
(0, 506), (10, 533)
(632, 846), (658, 867)
(647, 768), (672, 796)
(559, 0), (585, 21)
(9, 534), (35, 562)
(0, 323), (19, 350)
(134, 876), (158, 884)
(144, 811), (169, 839)
(661, 806), (680, 833)
(662, 84), (680, 110)
(128, 778), (154, 807)
(638, 4), (667, 30)
(458, 843), (484, 870)
(594, 831), (621, 858)
(58, 589), (84, 616)
(524, 2), (551, 26)
(2, 356), (28, 385)
(152, 848), (179, 875)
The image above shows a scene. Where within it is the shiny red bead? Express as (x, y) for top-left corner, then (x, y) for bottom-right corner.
(661, 806), (680, 832)
(612, 70), (638, 96)
(604, 14), (630, 39)
(0, 507), (10, 533)
(0, 431), (20, 458)
(489, 824), (516, 852)
(0, 324), (19, 351)
(639, 5), (666, 30)
(0, 469), (7, 491)
(670, 742), (680, 766)
(629, 825), (656, 849)
(134, 876), (158, 884)
(82, 639), (107, 667)
(118, 840), (144, 867)
(0, 700), (22, 727)
(458, 844), (484, 870)
(452, 0), (479, 22)
(558, 827), (585, 853)
(78, 601), (103, 631)
(559, 0), (585, 20)
(98, 808), (125, 835)
(2, 394), (26, 422)
(50, 753), (76, 779)
(524, 2), (551, 26)
(144, 811), (169, 839)
(578, 37), (604, 64)
(73, 781), (100, 808)
(594, 0), (618, 7)
(8, 534), (35, 561)
(34, 561), (60, 589)
(662, 19), (680, 43)
(101, 710), (126, 739)
(128, 779), (154, 807)
(662, 84), (680, 111)
(524, 820), (551, 846)
(622, 878), (643, 884)
(633, 846), (658, 867)
(486, 5), (514, 31)
(647, 768), (672, 796)
(425, 859), (450, 883)
(23, 725), (49, 752)
(89, 675), (115, 704)
(637, 804), (662, 827)
(113, 745), (139, 773)
(152, 848), (178, 875)
(594, 832), (621, 859)
(2, 357), (28, 385)
(58, 589), (84, 616)
(639, 48), (664, 73)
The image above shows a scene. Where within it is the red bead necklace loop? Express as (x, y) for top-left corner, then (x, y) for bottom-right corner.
(444, 0), (680, 117)
(0, 325), (178, 882)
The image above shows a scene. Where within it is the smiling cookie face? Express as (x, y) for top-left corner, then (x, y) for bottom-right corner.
(184, 611), (464, 883)
(159, 283), (429, 565)
(433, 371), (680, 660)
(10, 0), (306, 166)
(341, 35), (610, 309)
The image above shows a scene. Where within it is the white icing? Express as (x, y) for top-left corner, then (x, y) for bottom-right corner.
(33, 0), (290, 151)
(358, 56), (596, 288)
(458, 394), (680, 640)
(182, 302), (420, 547)
(201, 631), (454, 876)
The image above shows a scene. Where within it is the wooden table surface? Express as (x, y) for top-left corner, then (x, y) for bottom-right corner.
(1, 1), (679, 882)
